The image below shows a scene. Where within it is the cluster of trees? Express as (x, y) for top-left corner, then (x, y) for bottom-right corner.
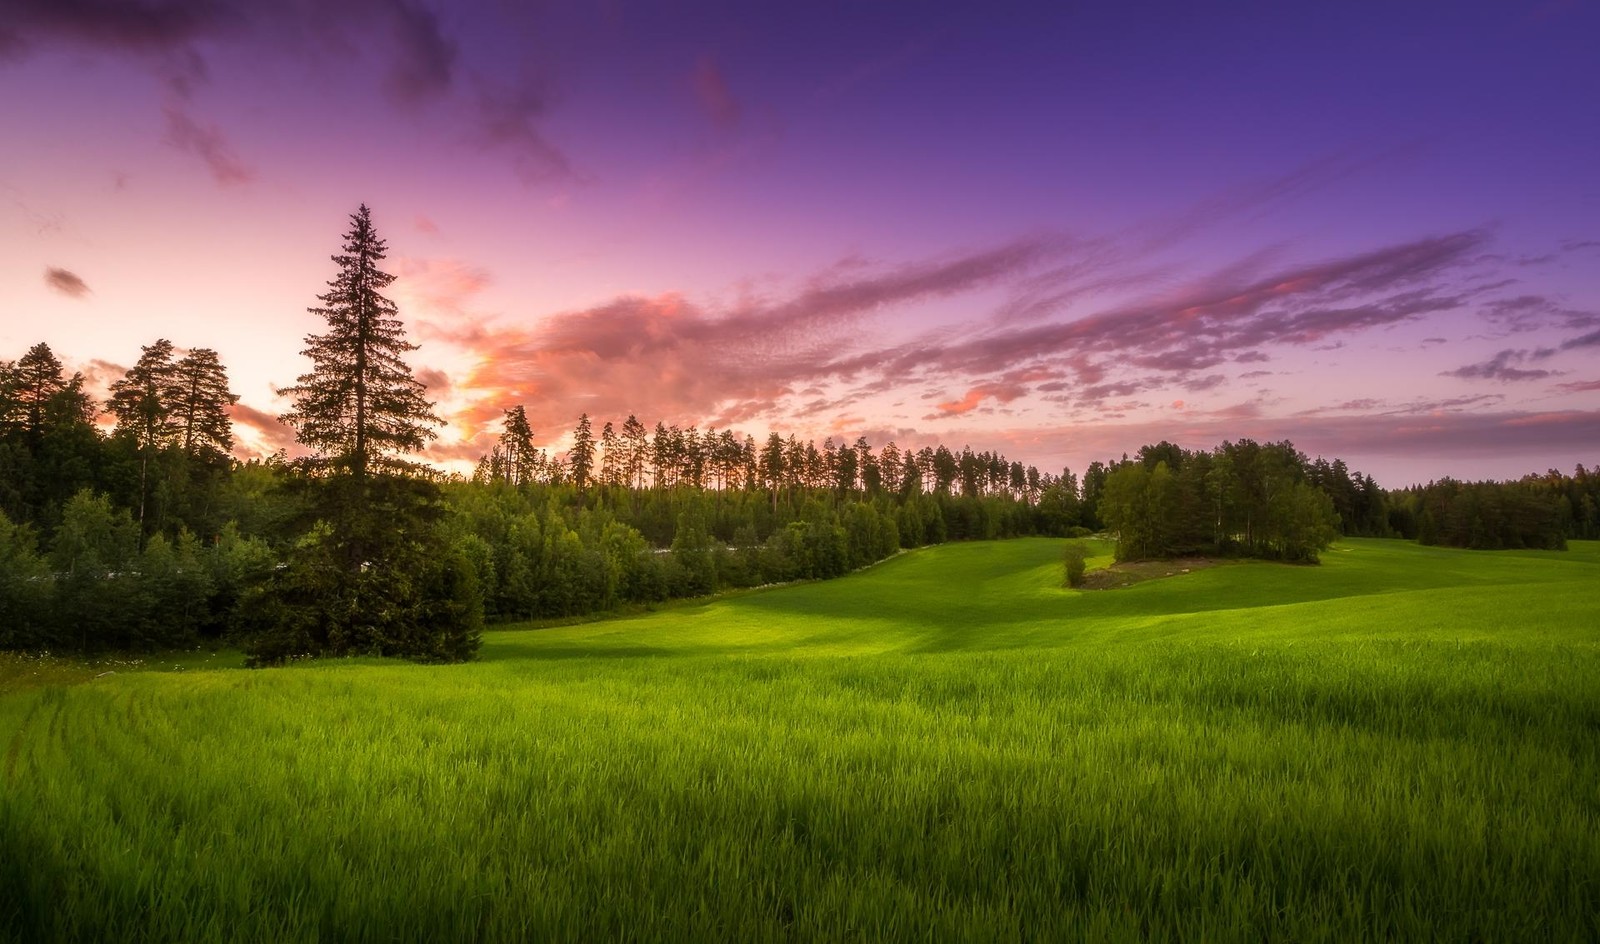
(0, 330), (259, 654)
(1096, 440), (1345, 563)
(0, 341), (239, 542)
(1385, 471), (1592, 550)
(3, 204), (1593, 661)
(443, 485), (905, 620)
(0, 492), (272, 652)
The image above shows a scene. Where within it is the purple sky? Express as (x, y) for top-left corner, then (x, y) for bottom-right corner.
(2, 1), (1597, 486)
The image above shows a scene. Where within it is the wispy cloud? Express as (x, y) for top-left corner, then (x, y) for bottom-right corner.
(394, 257), (492, 318)
(381, 0), (457, 105)
(431, 228), (1504, 446)
(163, 103), (254, 185)
(1561, 328), (1600, 351)
(1441, 348), (1558, 383)
(0, 0), (227, 59)
(1, 0), (573, 185)
(468, 78), (573, 184)
(1478, 294), (1600, 335)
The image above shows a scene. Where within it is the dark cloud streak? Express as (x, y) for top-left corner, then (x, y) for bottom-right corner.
(1441, 349), (1558, 383)
(0, 0), (572, 185)
(163, 103), (253, 184)
(44, 266), (90, 297)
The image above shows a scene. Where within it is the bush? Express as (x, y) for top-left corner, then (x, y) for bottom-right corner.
(1062, 541), (1088, 588)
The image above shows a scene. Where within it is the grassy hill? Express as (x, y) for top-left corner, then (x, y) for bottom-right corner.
(4, 538), (1598, 941)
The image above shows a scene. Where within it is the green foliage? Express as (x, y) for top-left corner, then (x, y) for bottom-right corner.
(668, 505), (715, 597)
(1062, 540), (1088, 587)
(1397, 477), (1569, 550)
(241, 476), (482, 664)
(130, 531), (214, 645)
(0, 509), (48, 649)
(49, 489), (138, 576)
(201, 522), (277, 637)
(1100, 441), (1342, 563)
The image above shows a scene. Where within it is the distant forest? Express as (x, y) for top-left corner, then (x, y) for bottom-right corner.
(3, 207), (1593, 662)
(3, 334), (1591, 657)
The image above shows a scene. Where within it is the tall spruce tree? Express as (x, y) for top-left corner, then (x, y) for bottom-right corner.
(246, 205), (477, 665)
(280, 204), (441, 476)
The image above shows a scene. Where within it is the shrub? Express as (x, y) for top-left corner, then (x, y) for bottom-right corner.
(1062, 541), (1088, 588)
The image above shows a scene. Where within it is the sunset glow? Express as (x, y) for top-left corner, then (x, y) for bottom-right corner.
(3, 2), (1596, 484)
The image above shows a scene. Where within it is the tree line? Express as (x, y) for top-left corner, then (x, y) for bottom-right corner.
(1385, 472), (1590, 550)
(3, 204), (1594, 661)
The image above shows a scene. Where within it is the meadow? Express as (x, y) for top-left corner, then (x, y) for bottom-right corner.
(3, 538), (1598, 942)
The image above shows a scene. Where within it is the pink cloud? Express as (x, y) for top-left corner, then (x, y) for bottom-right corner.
(932, 381), (1028, 418)
(437, 236), (1070, 435)
(394, 257), (492, 318)
(417, 227), (1551, 477)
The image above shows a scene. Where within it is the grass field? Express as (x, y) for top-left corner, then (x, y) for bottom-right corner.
(3, 538), (1598, 942)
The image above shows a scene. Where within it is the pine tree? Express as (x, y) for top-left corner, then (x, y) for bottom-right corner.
(622, 414), (647, 489)
(172, 348), (238, 463)
(569, 413), (595, 491)
(11, 343), (74, 440)
(280, 204), (441, 477)
(107, 339), (182, 534)
(107, 339), (181, 451)
(499, 405), (536, 485)
(599, 420), (619, 486)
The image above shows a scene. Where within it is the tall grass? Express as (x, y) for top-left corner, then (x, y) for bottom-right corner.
(3, 538), (1598, 941)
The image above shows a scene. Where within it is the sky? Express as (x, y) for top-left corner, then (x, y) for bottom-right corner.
(2, 0), (1597, 487)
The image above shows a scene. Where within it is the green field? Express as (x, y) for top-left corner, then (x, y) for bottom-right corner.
(3, 538), (1598, 942)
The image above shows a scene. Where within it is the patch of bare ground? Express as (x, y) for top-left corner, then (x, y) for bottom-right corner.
(1079, 557), (1222, 590)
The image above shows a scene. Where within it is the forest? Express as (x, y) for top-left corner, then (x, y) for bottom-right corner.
(2, 206), (1594, 662)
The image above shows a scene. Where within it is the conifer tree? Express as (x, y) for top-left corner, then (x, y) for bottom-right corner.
(280, 204), (441, 476)
(172, 347), (238, 463)
(599, 420), (619, 486)
(10, 342), (76, 440)
(107, 339), (182, 533)
(622, 414), (647, 489)
(246, 206), (477, 665)
(107, 339), (181, 451)
(499, 405), (536, 485)
(569, 413), (595, 491)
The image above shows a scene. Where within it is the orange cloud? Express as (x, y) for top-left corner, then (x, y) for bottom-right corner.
(227, 402), (298, 456)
